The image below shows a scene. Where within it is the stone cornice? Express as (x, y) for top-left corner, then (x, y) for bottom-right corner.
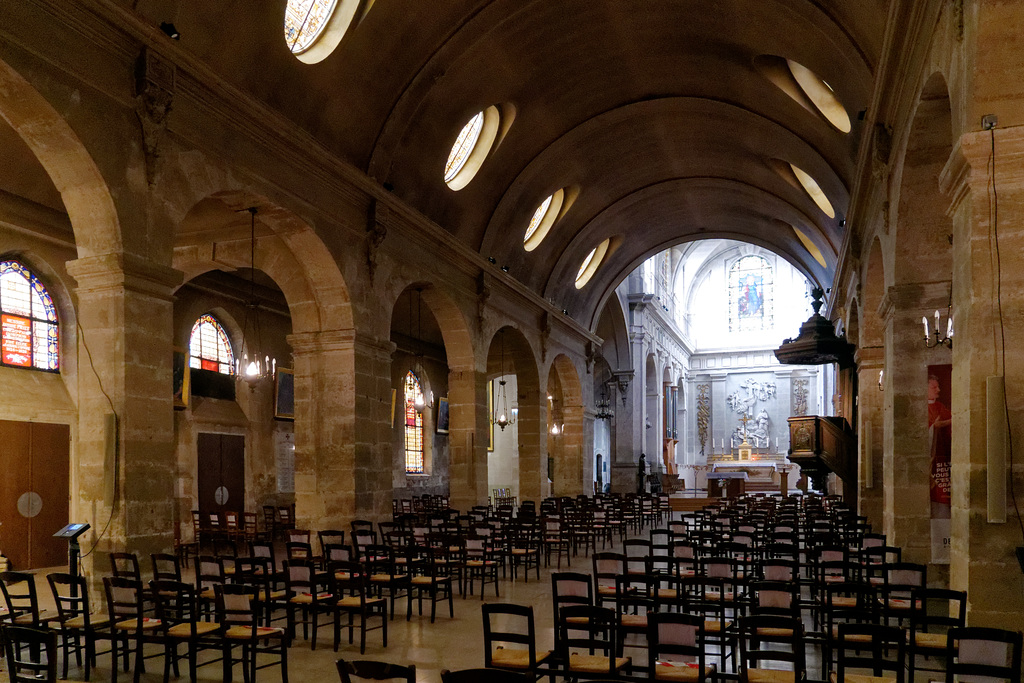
(66, 253), (182, 300)
(12, 0), (600, 351)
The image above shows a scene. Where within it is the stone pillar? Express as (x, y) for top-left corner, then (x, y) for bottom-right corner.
(553, 396), (584, 496)
(289, 329), (365, 531)
(448, 368), (487, 511)
(855, 346), (885, 527)
(518, 384), (544, 501)
(67, 254), (181, 582)
(940, 131), (1024, 627)
(610, 370), (636, 492)
(881, 282), (953, 572)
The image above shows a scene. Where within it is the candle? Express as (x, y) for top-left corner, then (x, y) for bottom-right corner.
(946, 315), (953, 338)
(934, 310), (941, 334)
(922, 316), (930, 341)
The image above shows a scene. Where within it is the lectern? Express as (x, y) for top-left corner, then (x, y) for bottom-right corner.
(53, 522), (91, 593)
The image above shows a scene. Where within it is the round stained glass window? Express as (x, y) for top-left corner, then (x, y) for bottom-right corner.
(524, 189), (566, 252)
(284, 0), (340, 54)
(575, 238), (610, 290)
(444, 112), (484, 183)
(524, 196), (552, 244)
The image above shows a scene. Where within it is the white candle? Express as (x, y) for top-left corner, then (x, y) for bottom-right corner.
(946, 315), (953, 338)
(922, 316), (930, 341)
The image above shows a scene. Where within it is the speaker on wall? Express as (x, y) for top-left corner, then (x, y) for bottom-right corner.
(103, 412), (119, 506)
(986, 376), (1007, 523)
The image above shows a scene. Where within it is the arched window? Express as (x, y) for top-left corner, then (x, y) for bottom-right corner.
(404, 371), (424, 474)
(0, 260), (59, 371)
(189, 314), (235, 375)
(729, 255), (773, 333)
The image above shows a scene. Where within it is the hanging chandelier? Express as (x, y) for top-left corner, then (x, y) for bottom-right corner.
(411, 287), (432, 413)
(235, 207), (276, 386)
(595, 386), (614, 421)
(548, 394), (563, 435)
(492, 330), (515, 430)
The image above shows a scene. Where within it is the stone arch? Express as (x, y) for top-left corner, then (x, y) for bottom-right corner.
(861, 237), (886, 350)
(548, 353), (585, 496)
(885, 71), (955, 566)
(0, 57), (120, 256)
(171, 192), (356, 529)
(173, 193), (353, 334)
(486, 326), (542, 501)
(893, 73), (954, 286)
(645, 353), (660, 464)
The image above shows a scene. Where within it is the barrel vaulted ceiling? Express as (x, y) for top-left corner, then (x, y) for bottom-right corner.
(137, 0), (888, 325)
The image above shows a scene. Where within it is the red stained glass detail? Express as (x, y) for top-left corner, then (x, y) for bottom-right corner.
(2, 314), (32, 367)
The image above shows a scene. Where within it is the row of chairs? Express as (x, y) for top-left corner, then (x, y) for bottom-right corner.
(480, 600), (1023, 683)
(0, 571), (286, 683)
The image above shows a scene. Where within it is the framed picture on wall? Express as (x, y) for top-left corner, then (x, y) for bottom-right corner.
(172, 346), (190, 410)
(275, 368), (295, 420)
(487, 381), (494, 451)
(436, 397), (450, 434)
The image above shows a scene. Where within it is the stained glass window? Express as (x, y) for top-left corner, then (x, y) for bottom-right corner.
(729, 256), (773, 333)
(284, 0), (339, 54)
(524, 194), (553, 244)
(577, 247), (598, 282)
(404, 371), (424, 474)
(0, 260), (58, 371)
(444, 112), (484, 183)
(189, 314), (235, 375)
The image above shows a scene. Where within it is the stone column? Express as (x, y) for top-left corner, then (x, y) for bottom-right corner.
(610, 370), (636, 492)
(448, 368), (487, 511)
(518, 384), (544, 501)
(67, 254), (181, 581)
(553, 396), (584, 496)
(855, 346), (885, 526)
(289, 329), (367, 531)
(940, 131), (1024, 626)
(880, 282), (952, 571)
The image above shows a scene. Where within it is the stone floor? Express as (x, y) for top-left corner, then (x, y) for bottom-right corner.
(4, 529), (829, 683)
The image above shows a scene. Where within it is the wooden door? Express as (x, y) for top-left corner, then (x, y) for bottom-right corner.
(0, 420), (70, 569)
(197, 433), (245, 517)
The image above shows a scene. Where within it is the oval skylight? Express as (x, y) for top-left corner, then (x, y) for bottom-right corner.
(786, 60), (851, 133)
(789, 164), (836, 219)
(444, 106), (501, 191)
(793, 226), (828, 268)
(284, 0), (365, 64)
(575, 239), (610, 290)
(524, 189), (566, 251)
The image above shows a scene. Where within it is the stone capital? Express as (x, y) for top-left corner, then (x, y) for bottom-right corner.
(67, 253), (182, 301)
(854, 345), (884, 368)
(941, 127), (1024, 217)
(288, 328), (356, 355)
(880, 281), (952, 320)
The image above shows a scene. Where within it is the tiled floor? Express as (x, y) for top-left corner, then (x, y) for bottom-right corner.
(4, 529), (826, 683)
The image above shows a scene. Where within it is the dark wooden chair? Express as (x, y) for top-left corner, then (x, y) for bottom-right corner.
(1, 624), (58, 683)
(337, 659), (414, 683)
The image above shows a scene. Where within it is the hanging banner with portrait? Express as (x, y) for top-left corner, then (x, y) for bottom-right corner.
(928, 364), (952, 564)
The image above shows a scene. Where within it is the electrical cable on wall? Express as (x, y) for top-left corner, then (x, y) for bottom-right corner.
(77, 320), (119, 559)
(987, 126), (1023, 541)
